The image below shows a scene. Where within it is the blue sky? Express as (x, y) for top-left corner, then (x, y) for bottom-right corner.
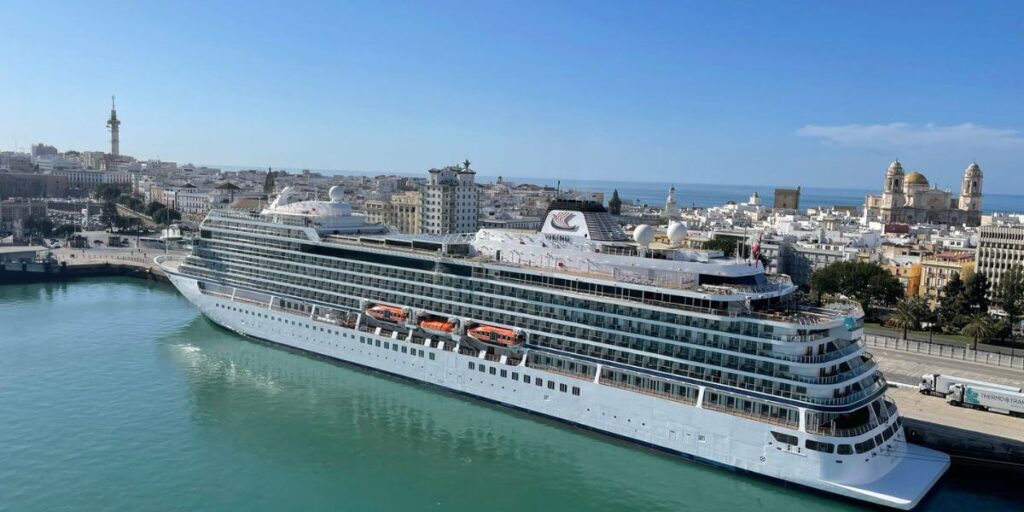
(1, 1), (1022, 192)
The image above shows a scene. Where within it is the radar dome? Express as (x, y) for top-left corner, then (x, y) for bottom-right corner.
(667, 222), (687, 245)
(633, 224), (655, 247)
(328, 186), (345, 202)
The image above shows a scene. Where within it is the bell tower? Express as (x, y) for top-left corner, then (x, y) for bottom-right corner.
(880, 160), (905, 210)
(959, 162), (983, 213)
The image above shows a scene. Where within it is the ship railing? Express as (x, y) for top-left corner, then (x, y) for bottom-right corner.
(529, 362), (593, 382)
(806, 420), (879, 438)
(597, 377), (698, 406)
(700, 400), (800, 429)
(759, 340), (864, 364)
(782, 360), (877, 386)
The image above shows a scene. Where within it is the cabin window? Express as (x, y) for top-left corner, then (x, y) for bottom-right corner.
(500, 370), (507, 378)
(429, 353), (435, 360)
(512, 373), (519, 381)
(572, 386), (581, 396)
(524, 376), (531, 384)
(547, 381), (555, 390)
(854, 439), (876, 454)
(479, 365), (485, 373)
(805, 440), (834, 453)
(384, 342), (390, 349)
(770, 432), (799, 446)
(559, 384), (568, 393)
(401, 347), (407, 354)
(489, 367), (496, 375)
(837, 444), (852, 455)
(468, 362), (475, 370)
(535, 378), (543, 387)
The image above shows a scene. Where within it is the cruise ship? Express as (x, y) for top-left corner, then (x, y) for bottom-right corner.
(158, 186), (949, 509)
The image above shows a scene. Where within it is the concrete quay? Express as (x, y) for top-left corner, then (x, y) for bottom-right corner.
(871, 343), (1024, 470)
(0, 248), (181, 283)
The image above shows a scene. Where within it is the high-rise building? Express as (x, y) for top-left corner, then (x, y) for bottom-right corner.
(421, 163), (478, 235)
(31, 143), (58, 159)
(975, 225), (1024, 293)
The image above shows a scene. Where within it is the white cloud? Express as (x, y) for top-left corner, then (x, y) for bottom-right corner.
(796, 122), (1024, 150)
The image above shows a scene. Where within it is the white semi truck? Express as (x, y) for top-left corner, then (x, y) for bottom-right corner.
(946, 383), (1024, 416)
(918, 373), (1022, 397)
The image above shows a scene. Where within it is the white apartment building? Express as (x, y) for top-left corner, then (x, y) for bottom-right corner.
(422, 166), (478, 235)
(975, 225), (1024, 291)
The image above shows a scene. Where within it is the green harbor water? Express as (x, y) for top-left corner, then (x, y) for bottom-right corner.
(1, 278), (1020, 511)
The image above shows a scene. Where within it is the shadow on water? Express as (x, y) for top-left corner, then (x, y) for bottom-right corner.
(163, 315), (860, 512)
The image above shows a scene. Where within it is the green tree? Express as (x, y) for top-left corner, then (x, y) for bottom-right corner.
(22, 215), (54, 237)
(994, 265), (1024, 339)
(117, 193), (145, 212)
(886, 297), (928, 340)
(937, 273), (968, 332)
(95, 184), (124, 203)
(145, 201), (167, 217)
(152, 207), (182, 226)
(99, 201), (121, 228)
(961, 314), (994, 350)
(704, 236), (743, 257)
(963, 272), (990, 316)
(811, 261), (902, 306)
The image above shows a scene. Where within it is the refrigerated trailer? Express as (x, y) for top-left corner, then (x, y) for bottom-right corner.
(946, 383), (1024, 416)
(918, 373), (1022, 397)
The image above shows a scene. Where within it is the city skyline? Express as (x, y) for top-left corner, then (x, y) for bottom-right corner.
(2, 1), (1022, 192)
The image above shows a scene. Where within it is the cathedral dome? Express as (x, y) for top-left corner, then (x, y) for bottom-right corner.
(964, 162), (982, 176)
(905, 172), (928, 185)
(887, 160), (904, 174)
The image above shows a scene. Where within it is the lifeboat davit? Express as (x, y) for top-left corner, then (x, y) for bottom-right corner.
(466, 324), (520, 347)
(419, 319), (457, 335)
(365, 305), (407, 323)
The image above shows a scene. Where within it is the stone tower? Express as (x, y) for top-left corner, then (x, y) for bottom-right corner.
(880, 160), (905, 209)
(664, 185), (678, 219)
(958, 162), (983, 212)
(106, 95), (121, 156)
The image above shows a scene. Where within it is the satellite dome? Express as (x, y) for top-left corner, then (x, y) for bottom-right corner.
(328, 186), (345, 202)
(667, 222), (687, 245)
(633, 224), (655, 247)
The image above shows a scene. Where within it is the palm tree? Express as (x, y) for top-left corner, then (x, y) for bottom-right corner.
(961, 314), (994, 351)
(886, 297), (925, 340)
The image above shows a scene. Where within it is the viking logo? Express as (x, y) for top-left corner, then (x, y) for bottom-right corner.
(550, 211), (579, 231)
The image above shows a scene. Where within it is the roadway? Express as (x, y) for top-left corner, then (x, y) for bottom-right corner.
(865, 325), (1024, 357)
(872, 345), (1024, 389)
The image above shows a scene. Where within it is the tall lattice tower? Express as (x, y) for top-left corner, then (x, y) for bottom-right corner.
(106, 95), (121, 156)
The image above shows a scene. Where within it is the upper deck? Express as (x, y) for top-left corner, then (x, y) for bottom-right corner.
(200, 208), (862, 330)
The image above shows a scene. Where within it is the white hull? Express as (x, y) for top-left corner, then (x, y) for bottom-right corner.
(163, 267), (948, 509)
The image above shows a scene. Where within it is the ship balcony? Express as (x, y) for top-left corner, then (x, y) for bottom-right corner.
(782, 357), (877, 386)
(806, 398), (898, 438)
(757, 339), (864, 365)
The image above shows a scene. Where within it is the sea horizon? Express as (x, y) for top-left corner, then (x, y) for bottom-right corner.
(207, 163), (1024, 215)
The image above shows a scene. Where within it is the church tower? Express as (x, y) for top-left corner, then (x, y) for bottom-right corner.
(958, 161), (983, 214)
(880, 160), (906, 211)
(664, 185), (678, 219)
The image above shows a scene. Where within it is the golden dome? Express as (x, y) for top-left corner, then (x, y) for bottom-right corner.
(905, 171), (929, 185)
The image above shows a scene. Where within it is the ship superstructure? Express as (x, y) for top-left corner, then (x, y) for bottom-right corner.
(158, 189), (948, 509)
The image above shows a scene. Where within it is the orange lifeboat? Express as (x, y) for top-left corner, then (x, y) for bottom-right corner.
(365, 305), (407, 323)
(419, 319), (457, 334)
(466, 325), (520, 347)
